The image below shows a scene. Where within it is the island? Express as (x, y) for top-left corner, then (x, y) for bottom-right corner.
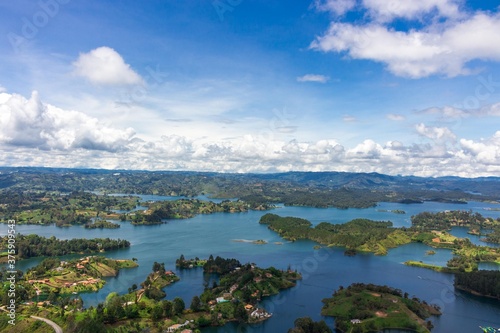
(0, 255), (138, 310)
(260, 213), (500, 273)
(0, 234), (130, 262)
(322, 283), (441, 333)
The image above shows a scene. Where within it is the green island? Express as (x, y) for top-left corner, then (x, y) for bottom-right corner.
(0, 255), (137, 309)
(377, 209), (406, 214)
(0, 256), (301, 332)
(129, 198), (273, 225)
(260, 212), (500, 273)
(321, 283), (441, 333)
(411, 210), (500, 243)
(0, 234), (130, 262)
(84, 219), (120, 229)
(259, 213), (412, 256)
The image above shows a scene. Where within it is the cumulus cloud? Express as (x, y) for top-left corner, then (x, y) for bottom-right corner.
(73, 46), (144, 85)
(1, 91), (500, 177)
(362, 0), (462, 22)
(460, 131), (500, 165)
(310, 3), (500, 78)
(0, 91), (136, 151)
(415, 123), (456, 142)
(297, 74), (330, 83)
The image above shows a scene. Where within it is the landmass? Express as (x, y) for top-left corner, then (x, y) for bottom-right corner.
(0, 234), (130, 262)
(454, 270), (500, 300)
(0, 256), (301, 333)
(322, 283), (441, 333)
(260, 213), (500, 272)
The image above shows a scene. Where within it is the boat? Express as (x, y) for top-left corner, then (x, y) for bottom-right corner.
(479, 326), (500, 333)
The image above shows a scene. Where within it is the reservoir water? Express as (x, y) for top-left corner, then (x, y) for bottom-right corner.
(5, 200), (500, 332)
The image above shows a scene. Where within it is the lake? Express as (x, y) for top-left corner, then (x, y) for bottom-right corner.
(4, 199), (500, 332)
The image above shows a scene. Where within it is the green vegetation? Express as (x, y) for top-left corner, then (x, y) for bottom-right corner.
(259, 213), (411, 255)
(84, 219), (120, 229)
(139, 262), (180, 301)
(0, 191), (138, 226)
(288, 317), (332, 333)
(0, 234), (130, 261)
(1, 168), (498, 211)
(130, 198), (272, 225)
(322, 283), (441, 333)
(175, 254), (207, 269)
(454, 270), (500, 299)
(411, 210), (500, 243)
(0, 256), (137, 305)
(1, 256), (300, 333)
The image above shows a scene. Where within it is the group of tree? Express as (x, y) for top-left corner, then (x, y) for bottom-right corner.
(411, 210), (496, 232)
(259, 213), (409, 254)
(454, 270), (500, 299)
(203, 255), (242, 274)
(0, 234), (130, 259)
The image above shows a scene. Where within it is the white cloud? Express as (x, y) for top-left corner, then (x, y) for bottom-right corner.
(1, 91), (500, 177)
(310, 7), (500, 78)
(73, 46), (144, 85)
(0, 91), (136, 151)
(314, 0), (356, 16)
(460, 131), (500, 165)
(415, 123), (456, 142)
(362, 0), (462, 22)
(297, 74), (330, 83)
(387, 113), (405, 121)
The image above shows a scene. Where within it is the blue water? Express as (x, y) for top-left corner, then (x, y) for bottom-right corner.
(3, 200), (500, 332)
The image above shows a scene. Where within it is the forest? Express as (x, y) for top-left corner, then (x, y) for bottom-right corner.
(454, 270), (500, 299)
(259, 213), (410, 255)
(0, 234), (130, 259)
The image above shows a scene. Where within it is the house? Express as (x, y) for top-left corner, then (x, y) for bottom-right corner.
(166, 324), (182, 332)
(350, 319), (362, 324)
(216, 297), (228, 303)
(244, 304), (254, 311)
(165, 270), (175, 276)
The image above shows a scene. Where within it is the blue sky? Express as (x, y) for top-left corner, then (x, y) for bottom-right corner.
(0, 0), (499, 176)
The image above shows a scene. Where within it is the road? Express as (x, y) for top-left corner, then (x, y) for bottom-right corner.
(30, 316), (63, 333)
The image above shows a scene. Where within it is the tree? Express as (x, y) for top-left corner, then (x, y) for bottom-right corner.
(150, 304), (164, 321)
(190, 295), (202, 312)
(173, 297), (185, 315)
(161, 300), (173, 317)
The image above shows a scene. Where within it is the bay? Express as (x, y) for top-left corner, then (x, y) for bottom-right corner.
(4, 200), (500, 332)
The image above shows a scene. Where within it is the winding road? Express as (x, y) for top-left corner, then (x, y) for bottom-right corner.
(30, 315), (63, 333)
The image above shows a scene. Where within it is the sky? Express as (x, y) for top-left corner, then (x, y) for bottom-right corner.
(0, 0), (499, 177)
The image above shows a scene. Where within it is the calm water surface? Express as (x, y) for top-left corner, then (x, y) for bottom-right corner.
(4, 200), (500, 332)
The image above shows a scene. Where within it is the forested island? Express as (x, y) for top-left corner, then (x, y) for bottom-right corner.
(260, 213), (500, 272)
(0, 255), (137, 309)
(322, 283), (441, 333)
(0, 234), (130, 261)
(259, 213), (411, 255)
(411, 210), (500, 243)
(130, 198), (272, 225)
